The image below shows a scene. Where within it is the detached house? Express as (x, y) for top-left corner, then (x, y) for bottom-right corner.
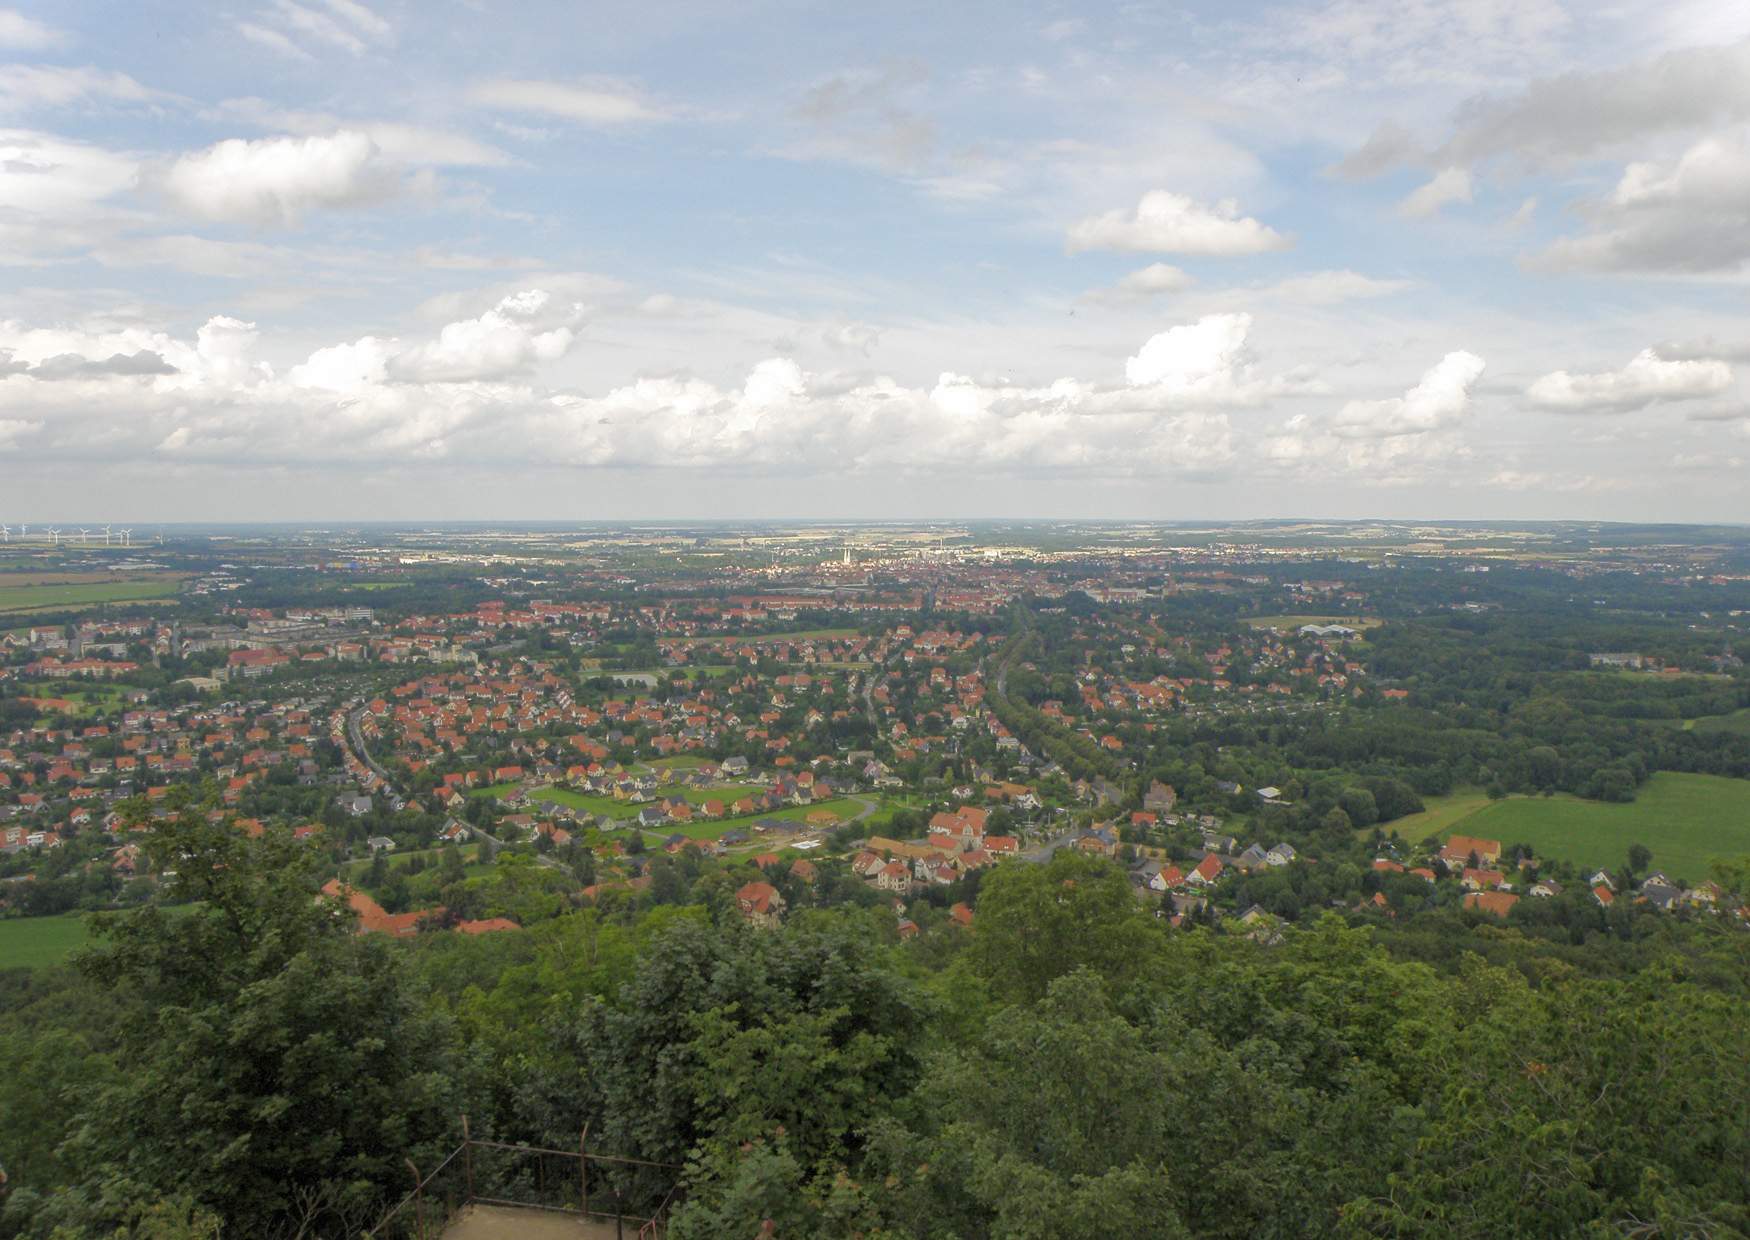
(1188, 852), (1225, 886)
(1441, 834), (1503, 868)
(1143, 781), (1178, 813)
(736, 880), (785, 928)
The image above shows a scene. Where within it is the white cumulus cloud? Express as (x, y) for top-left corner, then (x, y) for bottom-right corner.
(162, 130), (396, 227)
(389, 290), (584, 382)
(1537, 134), (1750, 273)
(1332, 351), (1486, 437)
(1068, 191), (1290, 256)
(1127, 313), (1253, 393)
(288, 336), (397, 392)
(1526, 348), (1733, 411)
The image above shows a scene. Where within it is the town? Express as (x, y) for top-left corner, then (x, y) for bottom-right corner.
(3, 519), (1750, 1238)
(5, 520), (1749, 943)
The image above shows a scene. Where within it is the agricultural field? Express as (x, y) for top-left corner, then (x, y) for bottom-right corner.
(1430, 773), (1750, 881)
(0, 572), (184, 615)
(0, 913), (91, 969)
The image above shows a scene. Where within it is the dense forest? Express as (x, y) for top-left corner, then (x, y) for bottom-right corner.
(2, 808), (1746, 1239)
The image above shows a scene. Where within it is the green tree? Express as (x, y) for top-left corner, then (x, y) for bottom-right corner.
(1339, 786), (1379, 827)
(968, 853), (1163, 1005)
(29, 810), (460, 1238)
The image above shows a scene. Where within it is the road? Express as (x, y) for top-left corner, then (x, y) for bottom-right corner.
(860, 658), (888, 728)
(1021, 828), (1083, 863)
(343, 702), (406, 808)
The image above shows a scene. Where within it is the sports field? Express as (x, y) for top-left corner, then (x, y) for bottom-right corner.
(1424, 772), (1750, 881)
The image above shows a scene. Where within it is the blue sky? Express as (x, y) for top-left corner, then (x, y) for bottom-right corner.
(3, 0), (1750, 521)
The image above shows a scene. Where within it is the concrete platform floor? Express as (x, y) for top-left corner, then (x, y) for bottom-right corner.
(440, 1202), (646, 1240)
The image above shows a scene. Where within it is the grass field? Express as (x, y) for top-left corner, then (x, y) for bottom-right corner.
(521, 784), (854, 828)
(641, 796), (864, 843)
(0, 913), (91, 969)
(646, 756), (711, 771)
(1244, 614), (1381, 631)
(653, 782), (748, 799)
(610, 666), (738, 682)
(1426, 773), (1750, 881)
(0, 575), (183, 615)
(675, 627), (862, 646)
(22, 685), (130, 716)
(1690, 708), (1750, 736)
(1374, 789), (1495, 843)
(527, 786), (624, 816)
(340, 842), (483, 877)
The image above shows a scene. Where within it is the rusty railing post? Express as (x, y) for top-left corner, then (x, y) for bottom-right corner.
(580, 1121), (590, 1217)
(405, 1157), (425, 1240)
(462, 1113), (474, 1203)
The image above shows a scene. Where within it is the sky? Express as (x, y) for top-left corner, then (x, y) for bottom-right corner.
(3, 0), (1750, 523)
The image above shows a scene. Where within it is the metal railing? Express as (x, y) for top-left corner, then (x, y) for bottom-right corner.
(365, 1118), (684, 1239)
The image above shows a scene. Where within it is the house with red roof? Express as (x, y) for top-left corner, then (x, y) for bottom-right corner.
(735, 880), (785, 928)
(1187, 852), (1225, 886)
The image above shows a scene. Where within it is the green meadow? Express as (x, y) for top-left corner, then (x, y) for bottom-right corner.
(1425, 773), (1750, 881)
(0, 913), (92, 969)
(0, 577), (182, 614)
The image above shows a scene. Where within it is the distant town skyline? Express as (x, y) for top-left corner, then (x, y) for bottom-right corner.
(3, 0), (1750, 521)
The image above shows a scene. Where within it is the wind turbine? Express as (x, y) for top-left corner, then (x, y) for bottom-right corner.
(76, 528), (90, 545)
(102, 525), (112, 546)
(119, 528), (132, 547)
(47, 527), (60, 546)
(0, 524), (9, 543)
